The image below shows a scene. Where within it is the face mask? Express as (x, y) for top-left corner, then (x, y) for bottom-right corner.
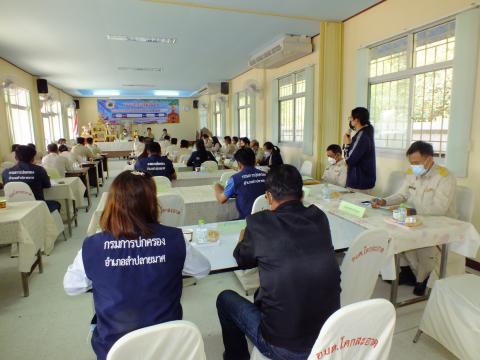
(411, 164), (426, 177)
(327, 157), (337, 165)
(264, 151), (271, 157)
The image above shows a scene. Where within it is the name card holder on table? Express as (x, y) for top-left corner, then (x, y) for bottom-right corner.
(338, 200), (366, 218)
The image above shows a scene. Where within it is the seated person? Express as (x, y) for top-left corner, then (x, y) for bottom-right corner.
(166, 137), (180, 160)
(59, 144), (78, 164)
(217, 165), (341, 360)
(3, 144), (19, 163)
(322, 144), (347, 187)
(160, 135), (171, 156)
(214, 148), (266, 219)
(86, 137), (102, 157)
(176, 139), (192, 162)
(134, 142), (176, 180)
(42, 143), (73, 177)
(223, 136), (237, 159)
(63, 171), (210, 360)
(28, 143), (43, 164)
(211, 136), (222, 153)
(119, 128), (130, 141)
(133, 136), (146, 158)
(186, 139), (216, 170)
(239, 137), (250, 149)
(71, 137), (94, 163)
(145, 127), (155, 140)
(232, 136), (239, 149)
(159, 128), (168, 141)
(2, 145), (60, 212)
(372, 141), (457, 296)
(57, 138), (67, 147)
(259, 142), (283, 168)
(202, 133), (213, 151)
(251, 140), (264, 165)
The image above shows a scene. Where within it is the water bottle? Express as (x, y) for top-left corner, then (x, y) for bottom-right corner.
(321, 183), (331, 200)
(196, 219), (208, 244)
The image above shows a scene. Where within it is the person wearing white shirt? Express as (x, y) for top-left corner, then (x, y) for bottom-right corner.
(222, 136), (237, 159)
(86, 137), (102, 158)
(322, 144), (347, 187)
(71, 137), (94, 162)
(42, 143), (73, 177)
(176, 139), (193, 163)
(63, 171), (210, 360)
(251, 140), (264, 165)
(166, 137), (180, 161)
(59, 144), (79, 165)
(160, 135), (171, 156)
(133, 136), (146, 158)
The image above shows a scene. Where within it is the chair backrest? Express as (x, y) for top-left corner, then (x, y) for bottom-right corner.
(220, 171), (236, 186)
(45, 167), (61, 179)
(106, 320), (206, 360)
(4, 182), (36, 202)
(456, 185), (474, 222)
(179, 154), (190, 164)
(307, 299), (395, 360)
(153, 176), (172, 192)
(340, 229), (389, 306)
(157, 193), (185, 226)
(384, 170), (406, 197)
(251, 194), (269, 214)
(300, 160), (313, 177)
(201, 160), (218, 172)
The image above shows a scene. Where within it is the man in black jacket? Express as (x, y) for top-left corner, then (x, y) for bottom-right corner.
(216, 165), (341, 360)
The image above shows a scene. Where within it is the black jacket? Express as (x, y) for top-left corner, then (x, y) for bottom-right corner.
(234, 201), (341, 352)
(345, 125), (376, 189)
(186, 150), (216, 169)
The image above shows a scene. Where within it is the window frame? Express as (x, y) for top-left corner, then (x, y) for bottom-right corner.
(3, 86), (36, 145)
(368, 19), (455, 158)
(277, 70), (306, 145)
(213, 100), (223, 137)
(41, 99), (64, 146)
(236, 90), (252, 138)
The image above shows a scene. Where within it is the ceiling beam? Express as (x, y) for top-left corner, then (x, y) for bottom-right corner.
(143, 0), (327, 22)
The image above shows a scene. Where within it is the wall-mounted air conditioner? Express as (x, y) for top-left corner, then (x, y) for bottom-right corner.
(248, 35), (312, 69)
(192, 83), (221, 97)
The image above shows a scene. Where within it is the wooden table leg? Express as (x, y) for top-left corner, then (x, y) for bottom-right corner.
(65, 199), (72, 237)
(20, 250), (43, 297)
(73, 200), (78, 227)
(84, 173), (91, 212)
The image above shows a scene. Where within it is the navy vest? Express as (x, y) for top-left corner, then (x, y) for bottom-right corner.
(231, 167), (267, 219)
(82, 223), (186, 360)
(135, 155), (174, 179)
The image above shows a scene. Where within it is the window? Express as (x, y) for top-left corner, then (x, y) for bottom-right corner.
(199, 106), (207, 129)
(237, 90), (252, 138)
(213, 101), (223, 136)
(41, 100), (64, 146)
(368, 21), (455, 157)
(3, 86), (35, 144)
(67, 106), (77, 140)
(278, 70), (306, 143)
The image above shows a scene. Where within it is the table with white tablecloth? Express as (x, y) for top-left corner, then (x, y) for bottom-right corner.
(44, 177), (86, 236)
(96, 141), (133, 158)
(86, 185), (239, 236)
(173, 169), (235, 187)
(0, 201), (59, 296)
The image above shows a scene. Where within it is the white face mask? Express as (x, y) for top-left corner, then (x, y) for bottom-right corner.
(264, 151), (271, 157)
(411, 164), (427, 177)
(327, 157), (337, 165)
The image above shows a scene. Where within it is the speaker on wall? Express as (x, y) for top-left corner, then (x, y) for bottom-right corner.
(37, 79), (48, 94)
(221, 82), (229, 95)
(74, 99), (80, 109)
(193, 100), (199, 109)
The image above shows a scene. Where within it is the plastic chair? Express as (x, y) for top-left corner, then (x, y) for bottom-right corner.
(4, 182), (66, 240)
(414, 274), (480, 360)
(201, 160), (218, 172)
(219, 171), (236, 186)
(234, 194), (269, 295)
(45, 167), (61, 179)
(107, 320), (206, 360)
(300, 160), (313, 177)
(456, 185), (474, 222)
(340, 229), (389, 306)
(157, 193), (185, 227)
(153, 176), (172, 192)
(252, 299), (396, 360)
(384, 170), (406, 197)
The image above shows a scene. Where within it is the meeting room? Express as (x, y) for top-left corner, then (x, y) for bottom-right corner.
(1, 0), (480, 359)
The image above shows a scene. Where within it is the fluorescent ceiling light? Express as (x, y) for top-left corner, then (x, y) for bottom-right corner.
(118, 66), (163, 72)
(93, 90), (120, 96)
(122, 84), (156, 87)
(107, 34), (176, 44)
(154, 90), (180, 97)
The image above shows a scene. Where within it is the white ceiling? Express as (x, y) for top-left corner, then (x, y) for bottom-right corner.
(0, 0), (379, 97)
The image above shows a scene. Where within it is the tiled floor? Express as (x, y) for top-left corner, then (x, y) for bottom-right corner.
(0, 160), (459, 359)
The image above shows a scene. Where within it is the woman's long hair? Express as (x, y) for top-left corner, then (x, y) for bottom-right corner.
(100, 171), (158, 239)
(212, 136), (221, 147)
(195, 139), (207, 153)
(264, 141), (281, 154)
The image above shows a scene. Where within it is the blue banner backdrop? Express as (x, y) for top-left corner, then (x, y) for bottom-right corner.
(97, 99), (180, 124)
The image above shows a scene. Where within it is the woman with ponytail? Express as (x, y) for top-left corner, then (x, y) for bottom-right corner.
(260, 142), (283, 168)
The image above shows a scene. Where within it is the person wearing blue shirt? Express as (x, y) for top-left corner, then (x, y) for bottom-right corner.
(134, 141), (176, 180)
(2, 145), (60, 212)
(63, 171), (210, 360)
(186, 139), (217, 170)
(343, 107), (376, 193)
(214, 148), (266, 219)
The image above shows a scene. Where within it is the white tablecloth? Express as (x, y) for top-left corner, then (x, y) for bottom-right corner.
(304, 185), (480, 279)
(96, 142), (133, 152)
(0, 201), (58, 272)
(86, 185), (239, 235)
(173, 169), (234, 187)
(44, 177), (86, 206)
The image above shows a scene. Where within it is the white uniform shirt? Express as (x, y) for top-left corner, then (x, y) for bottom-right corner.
(42, 153), (73, 177)
(60, 151), (79, 164)
(71, 144), (93, 162)
(133, 141), (145, 157)
(176, 148), (192, 162)
(63, 239), (211, 295)
(87, 144), (102, 157)
(385, 163), (457, 218)
(322, 159), (347, 187)
(223, 144), (237, 159)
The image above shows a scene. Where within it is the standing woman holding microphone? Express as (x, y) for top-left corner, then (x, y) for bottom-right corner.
(343, 107), (376, 194)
